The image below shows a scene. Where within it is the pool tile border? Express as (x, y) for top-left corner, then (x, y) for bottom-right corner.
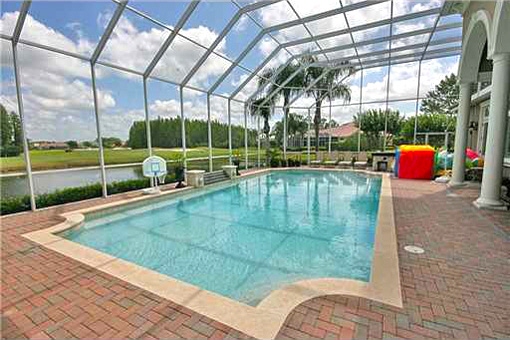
(23, 168), (401, 339)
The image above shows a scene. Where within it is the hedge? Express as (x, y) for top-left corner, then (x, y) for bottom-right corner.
(0, 175), (176, 216)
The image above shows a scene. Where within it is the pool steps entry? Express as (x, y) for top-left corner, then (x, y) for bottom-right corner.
(204, 170), (230, 185)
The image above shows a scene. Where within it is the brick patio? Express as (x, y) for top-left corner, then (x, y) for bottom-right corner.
(1, 178), (509, 339)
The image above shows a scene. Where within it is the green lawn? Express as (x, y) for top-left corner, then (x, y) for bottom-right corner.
(0, 148), (259, 173)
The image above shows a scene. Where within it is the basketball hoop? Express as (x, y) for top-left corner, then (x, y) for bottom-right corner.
(142, 156), (167, 194)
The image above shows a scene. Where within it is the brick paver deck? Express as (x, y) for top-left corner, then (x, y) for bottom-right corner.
(1, 178), (509, 339)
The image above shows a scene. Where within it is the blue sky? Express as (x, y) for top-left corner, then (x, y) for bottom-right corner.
(0, 0), (461, 141)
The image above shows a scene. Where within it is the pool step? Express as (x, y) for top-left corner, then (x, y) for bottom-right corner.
(204, 171), (230, 185)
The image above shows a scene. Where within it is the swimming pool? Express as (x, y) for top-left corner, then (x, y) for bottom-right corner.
(62, 170), (382, 306)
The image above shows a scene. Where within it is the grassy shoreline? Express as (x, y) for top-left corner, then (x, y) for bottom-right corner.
(0, 148), (261, 173)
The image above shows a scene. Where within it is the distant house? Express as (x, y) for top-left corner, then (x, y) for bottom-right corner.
(303, 122), (359, 147)
(31, 141), (69, 150)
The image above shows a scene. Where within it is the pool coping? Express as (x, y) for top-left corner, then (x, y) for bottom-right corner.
(22, 168), (401, 339)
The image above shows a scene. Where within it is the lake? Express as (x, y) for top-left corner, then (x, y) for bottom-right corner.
(0, 166), (144, 198)
(0, 157), (237, 198)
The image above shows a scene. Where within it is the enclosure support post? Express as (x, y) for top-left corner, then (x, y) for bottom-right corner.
(328, 89), (332, 155)
(227, 99), (232, 165)
(307, 109), (311, 165)
(244, 104), (248, 170)
(179, 86), (187, 170)
(12, 43), (36, 210)
(207, 93), (213, 172)
(425, 133), (429, 145)
(413, 60), (422, 144)
(383, 0), (394, 151)
(358, 69), (363, 153)
(143, 77), (153, 157)
(283, 108), (287, 161)
(450, 82), (471, 187)
(257, 115), (261, 167)
(90, 64), (108, 198)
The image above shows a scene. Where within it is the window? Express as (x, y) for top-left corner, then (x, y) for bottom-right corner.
(478, 102), (490, 155)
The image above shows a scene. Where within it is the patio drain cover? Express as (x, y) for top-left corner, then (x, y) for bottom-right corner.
(404, 245), (425, 254)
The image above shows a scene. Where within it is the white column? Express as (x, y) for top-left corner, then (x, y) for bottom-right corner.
(283, 108), (287, 161)
(90, 64), (108, 198)
(307, 109), (311, 165)
(475, 54), (510, 209)
(450, 82), (472, 187)
(328, 96), (332, 154)
(413, 61), (422, 144)
(358, 69), (363, 153)
(179, 86), (187, 170)
(257, 115), (261, 167)
(244, 104), (248, 170)
(143, 77), (152, 156)
(227, 99), (232, 165)
(206, 93), (212, 172)
(12, 43), (36, 210)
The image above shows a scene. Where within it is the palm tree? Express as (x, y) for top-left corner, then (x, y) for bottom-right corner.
(258, 62), (305, 114)
(300, 55), (352, 153)
(256, 62), (305, 152)
(250, 97), (273, 165)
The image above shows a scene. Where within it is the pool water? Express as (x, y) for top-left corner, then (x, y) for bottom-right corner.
(63, 170), (382, 306)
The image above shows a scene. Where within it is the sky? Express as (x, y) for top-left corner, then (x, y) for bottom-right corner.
(0, 0), (461, 142)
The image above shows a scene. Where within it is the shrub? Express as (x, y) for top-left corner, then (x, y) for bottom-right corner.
(0, 196), (31, 215)
(0, 145), (22, 157)
(0, 177), (178, 216)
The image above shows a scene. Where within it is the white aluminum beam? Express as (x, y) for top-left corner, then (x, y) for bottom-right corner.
(231, 6), (446, 99)
(12, 0), (31, 43)
(228, 99), (233, 164)
(383, 0), (394, 151)
(91, 1), (127, 64)
(244, 104), (248, 169)
(144, 0), (200, 78)
(414, 61), (423, 144)
(210, 0), (386, 95)
(255, 37), (459, 110)
(12, 42), (36, 211)
(180, 86), (187, 169)
(249, 22), (460, 99)
(207, 93), (213, 172)
(180, 0), (282, 87)
(11, 1), (35, 210)
(358, 69), (364, 153)
(143, 77), (152, 156)
(255, 62), (309, 107)
(90, 64), (108, 197)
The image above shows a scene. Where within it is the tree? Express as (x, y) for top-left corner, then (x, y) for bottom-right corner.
(250, 97), (273, 164)
(272, 113), (308, 147)
(1, 105), (12, 147)
(66, 140), (78, 149)
(102, 137), (122, 148)
(82, 141), (94, 148)
(354, 109), (403, 150)
(257, 61), (304, 133)
(421, 73), (459, 115)
(10, 112), (22, 148)
(127, 117), (256, 151)
(1, 104), (22, 157)
(399, 113), (456, 147)
(300, 56), (352, 152)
